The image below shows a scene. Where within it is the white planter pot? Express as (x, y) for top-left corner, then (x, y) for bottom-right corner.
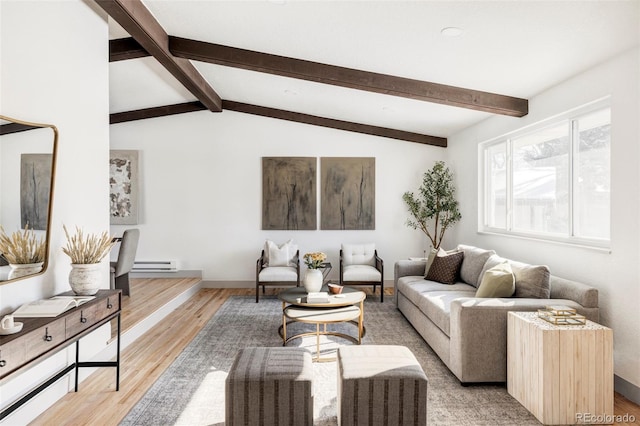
(8, 262), (43, 280)
(303, 269), (323, 293)
(69, 263), (102, 296)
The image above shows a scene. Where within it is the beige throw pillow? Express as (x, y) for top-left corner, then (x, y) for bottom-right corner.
(264, 239), (297, 267)
(423, 248), (438, 277)
(475, 262), (516, 298)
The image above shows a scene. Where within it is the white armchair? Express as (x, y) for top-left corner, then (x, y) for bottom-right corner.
(256, 240), (300, 302)
(339, 243), (384, 302)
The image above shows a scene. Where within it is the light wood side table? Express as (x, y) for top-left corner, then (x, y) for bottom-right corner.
(507, 311), (613, 425)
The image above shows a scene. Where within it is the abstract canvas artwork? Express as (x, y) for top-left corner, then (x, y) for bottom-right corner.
(262, 157), (316, 230)
(110, 150), (139, 225)
(321, 157), (375, 230)
(20, 153), (52, 230)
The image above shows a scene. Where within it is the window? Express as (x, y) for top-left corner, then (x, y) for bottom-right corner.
(481, 102), (610, 247)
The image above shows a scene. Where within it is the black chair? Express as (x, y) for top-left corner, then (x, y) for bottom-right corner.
(339, 243), (384, 302)
(256, 249), (300, 303)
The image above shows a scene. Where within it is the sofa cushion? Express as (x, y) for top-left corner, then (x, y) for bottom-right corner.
(475, 262), (515, 298)
(397, 276), (476, 297)
(426, 250), (464, 284)
(456, 245), (496, 287)
(415, 290), (476, 336)
(510, 261), (551, 298)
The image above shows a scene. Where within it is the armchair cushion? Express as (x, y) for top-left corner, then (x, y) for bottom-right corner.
(341, 243), (376, 266)
(343, 265), (381, 282)
(264, 239), (298, 267)
(258, 266), (298, 282)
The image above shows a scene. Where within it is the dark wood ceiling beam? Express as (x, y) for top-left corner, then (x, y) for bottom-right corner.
(95, 0), (222, 112)
(109, 102), (207, 124)
(169, 36), (528, 117)
(222, 101), (446, 147)
(108, 101), (446, 146)
(109, 37), (149, 62)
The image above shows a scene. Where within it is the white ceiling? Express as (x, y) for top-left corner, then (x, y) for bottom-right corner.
(109, 0), (640, 139)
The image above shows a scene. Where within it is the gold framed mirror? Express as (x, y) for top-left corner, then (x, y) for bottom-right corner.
(0, 115), (58, 284)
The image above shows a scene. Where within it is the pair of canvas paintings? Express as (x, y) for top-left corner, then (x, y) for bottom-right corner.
(262, 157), (375, 230)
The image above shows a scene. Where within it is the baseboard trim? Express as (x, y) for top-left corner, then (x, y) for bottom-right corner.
(131, 270), (202, 279)
(202, 280), (254, 288)
(615, 374), (640, 405)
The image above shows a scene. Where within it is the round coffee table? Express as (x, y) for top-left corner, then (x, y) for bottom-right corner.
(278, 285), (366, 362)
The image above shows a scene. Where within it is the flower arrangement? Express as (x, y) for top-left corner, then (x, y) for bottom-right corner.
(303, 252), (327, 269)
(62, 225), (115, 264)
(0, 224), (46, 264)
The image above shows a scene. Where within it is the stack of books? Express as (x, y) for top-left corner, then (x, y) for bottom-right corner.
(306, 292), (329, 303)
(537, 305), (586, 325)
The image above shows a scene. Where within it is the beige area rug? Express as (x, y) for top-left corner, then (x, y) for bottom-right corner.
(120, 295), (539, 425)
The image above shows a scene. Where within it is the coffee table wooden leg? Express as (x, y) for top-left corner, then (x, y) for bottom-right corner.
(316, 323), (320, 362)
(282, 310), (287, 345)
(358, 301), (364, 343)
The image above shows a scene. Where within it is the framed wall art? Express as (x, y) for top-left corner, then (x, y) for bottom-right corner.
(110, 150), (139, 225)
(20, 153), (52, 230)
(262, 157), (316, 230)
(321, 157), (375, 230)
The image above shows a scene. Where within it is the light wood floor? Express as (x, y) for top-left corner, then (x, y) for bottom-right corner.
(32, 281), (640, 426)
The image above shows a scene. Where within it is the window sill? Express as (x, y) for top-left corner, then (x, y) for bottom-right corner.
(477, 230), (612, 254)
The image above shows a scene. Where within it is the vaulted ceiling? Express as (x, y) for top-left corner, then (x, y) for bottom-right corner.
(103, 0), (639, 147)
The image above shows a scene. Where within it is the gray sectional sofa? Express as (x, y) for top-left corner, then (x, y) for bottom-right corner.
(394, 245), (600, 384)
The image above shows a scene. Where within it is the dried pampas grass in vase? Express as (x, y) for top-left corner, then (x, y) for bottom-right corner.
(62, 225), (116, 295)
(0, 224), (46, 264)
(62, 225), (115, 264)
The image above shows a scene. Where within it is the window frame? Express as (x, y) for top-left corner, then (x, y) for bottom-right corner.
(478, 98), (611, 250)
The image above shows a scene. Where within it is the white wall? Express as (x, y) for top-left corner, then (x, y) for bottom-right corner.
(110, 110), (446, 283)
(447, 48), (640, 393)
(0, 1), (110, 423)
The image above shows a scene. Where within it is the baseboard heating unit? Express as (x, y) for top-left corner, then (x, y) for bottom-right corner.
(132, 260), (179, 273)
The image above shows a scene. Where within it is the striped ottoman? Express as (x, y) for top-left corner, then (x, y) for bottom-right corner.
(337, 345), (428, 426)
(225, 347), (313, 426)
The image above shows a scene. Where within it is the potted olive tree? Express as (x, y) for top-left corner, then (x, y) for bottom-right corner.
(402, 161), (461, 250)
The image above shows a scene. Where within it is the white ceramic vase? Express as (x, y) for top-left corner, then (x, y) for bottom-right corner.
(8, 262), (43, 280)
(303, 268), (323, 293)
(69, 263), (102, 296)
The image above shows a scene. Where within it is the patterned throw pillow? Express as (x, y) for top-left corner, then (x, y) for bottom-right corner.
(425, 250), (464, 284)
